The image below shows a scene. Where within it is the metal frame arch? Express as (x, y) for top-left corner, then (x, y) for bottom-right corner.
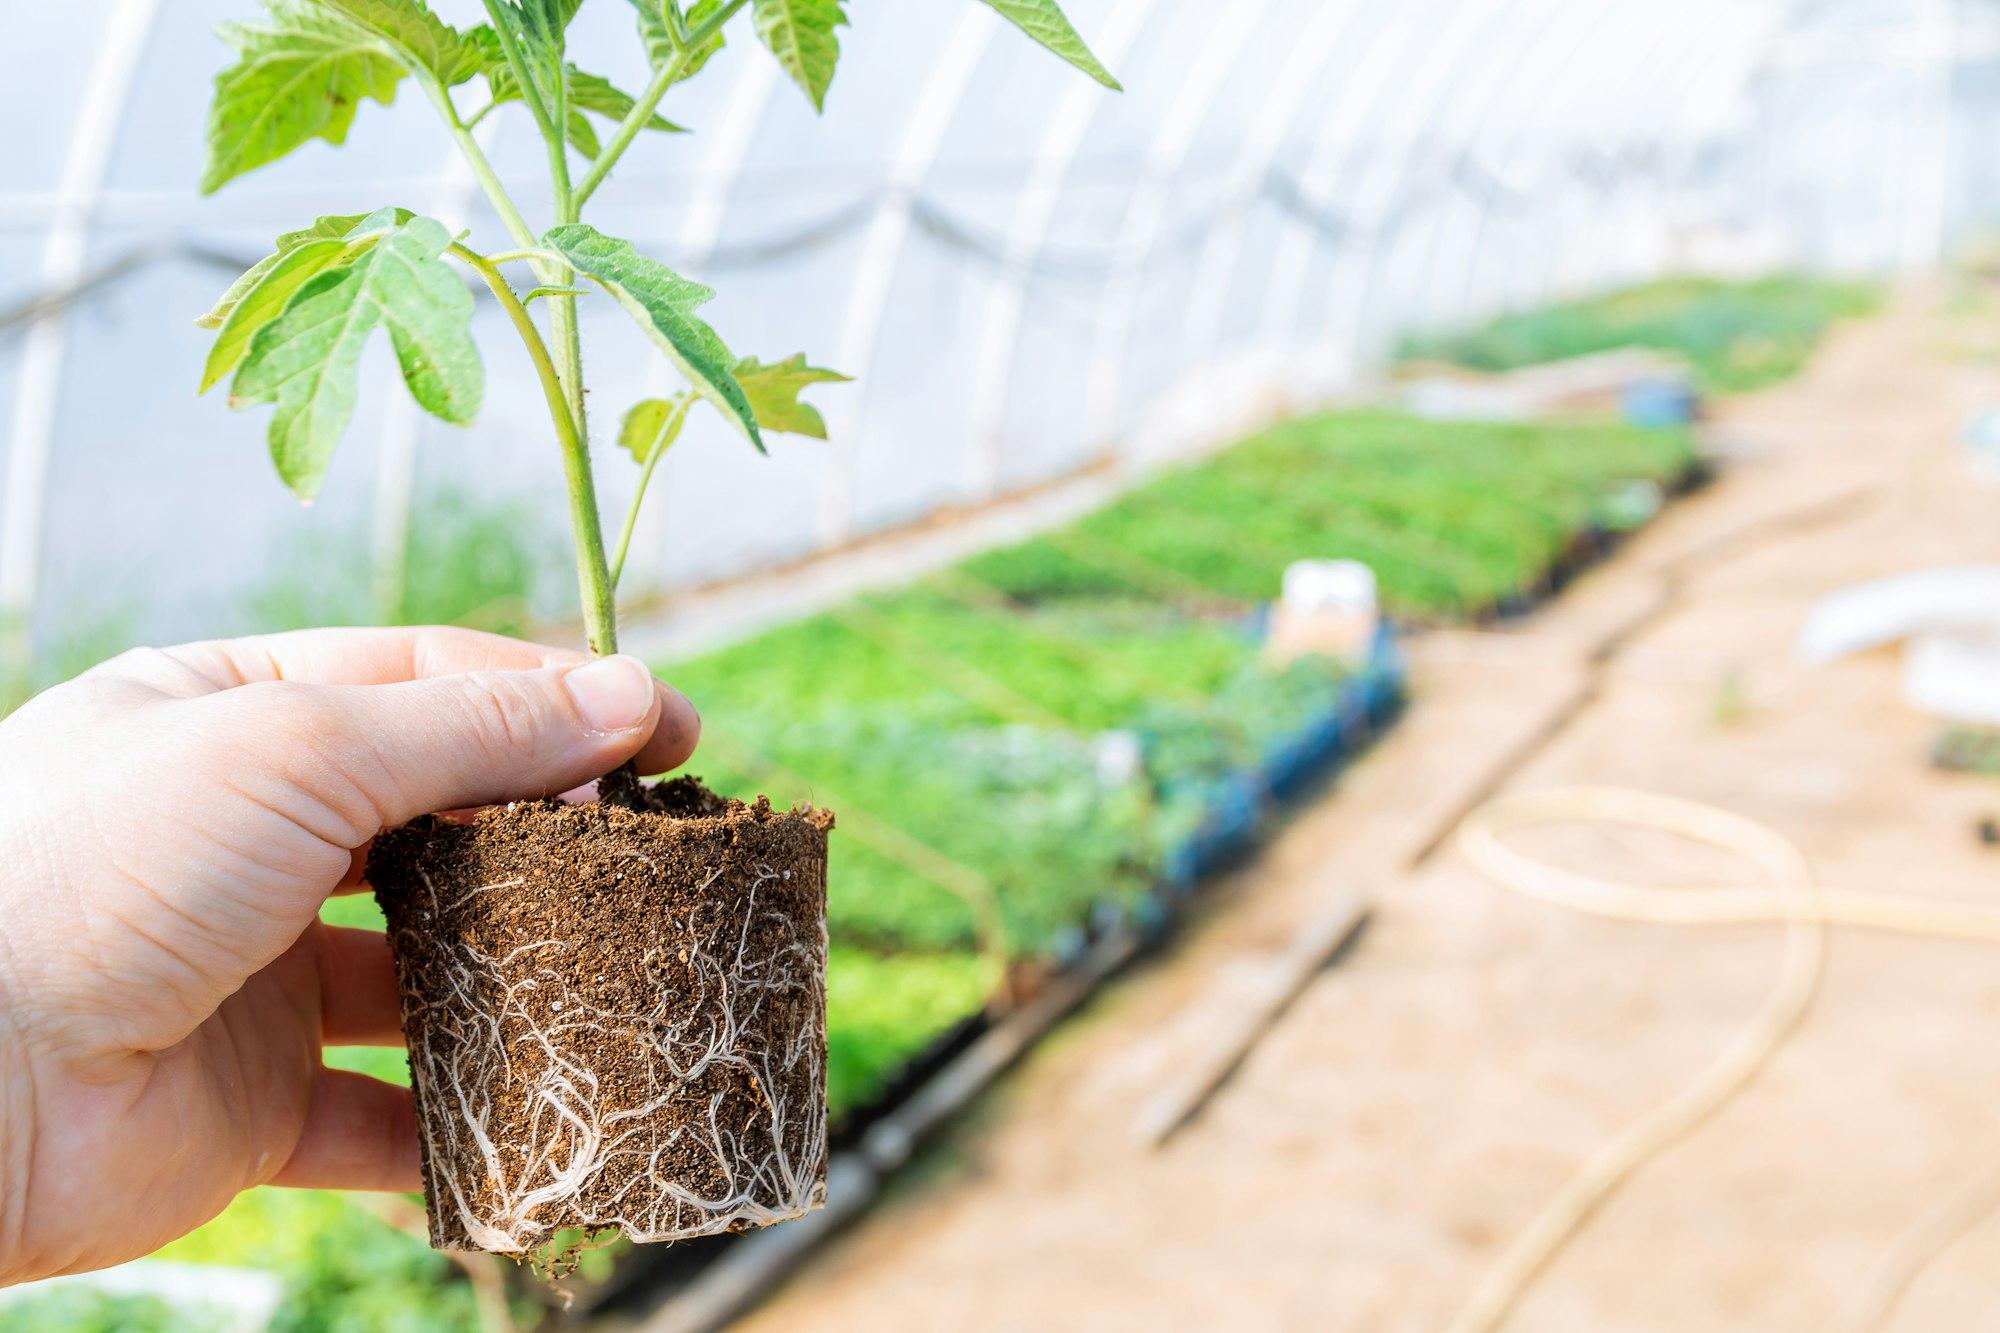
(1176, 0), (1372, 372)
(1558, 12), (1748, 293)
(677, 55), (785, 265)
(1501, 6), (1717, 315)
(1250, 4), (1429, 352)
(1891, 0), (1959, 270)
(0, 0), (159, 676)
(1635, 2), (1799, 281)
(1078, 0), (1286, 455)
(960, 0), (1165, 503)
(815, 4), (1003, 549)
(1392, 0), (1631, 353)
(1293, 0), (1531, 373)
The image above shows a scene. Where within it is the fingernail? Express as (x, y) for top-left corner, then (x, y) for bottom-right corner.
(562, 655), (656, 733)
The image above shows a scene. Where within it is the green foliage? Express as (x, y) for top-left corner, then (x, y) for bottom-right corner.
(485, 64), (682, 158)
(245, 487), (553, 637)
(752, 0), (849, 110)
(201, 1), (405, 193)
(157, 1189), (489, 1332)
(1397, 274), (1880, 393)
(733, 353), (851, 438)
(825, 947), (995, 1114)
(627, 0), (727, 81)
(618, 395), (691, 463)
(657, 409), (1693, 979)
(199, 220), (382, 389)
(545, 223), (764, 450)
(197, 0), (1118, 645)
(975, 0), (1122, 89)
(482, 0), (584, 116)
(961, 411), (1696, 621)
(0, 1287), (226, 1333)
(0, 591), (143, 718)
(708, 709), (1164, 954)
(225, 213), (481, 500)
(317, 0), (487, 84)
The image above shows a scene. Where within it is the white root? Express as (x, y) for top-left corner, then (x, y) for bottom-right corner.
(394, 861), (828, 1253)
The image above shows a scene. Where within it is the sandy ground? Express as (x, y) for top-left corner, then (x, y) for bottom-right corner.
(733, 292), (2000, 1332)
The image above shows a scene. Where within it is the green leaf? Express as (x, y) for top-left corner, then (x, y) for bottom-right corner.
(629, 0), (674, 67)
(481, 0), (578, 128)
(230, 216), (483, 501)
(196, 208), (414, 342)
(200, 239), (350, 392)
(201, 1), (406, 194)
(316, 0), (486, 84)
(501, 0), (584, 50)
(627, 0), (727, 81)
(196, 252), (283, 330)
(975, 0), (1120, 90)
(543, 223), (763, 452)
(568, 68), (684, 129)
(751, 0), (847, 111)
(618, 396), (689, 464)
(731, 354), (849, 438)
(486, 63), (683, 143)
(565, 108), (602, 157)
(275, 207), (416, 252)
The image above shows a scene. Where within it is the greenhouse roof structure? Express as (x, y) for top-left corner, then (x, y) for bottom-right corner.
(1, 0), (1991, 667)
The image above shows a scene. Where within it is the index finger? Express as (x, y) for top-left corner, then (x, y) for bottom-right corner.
(97, 626), (586, 692)
(93, 626), (700, 776)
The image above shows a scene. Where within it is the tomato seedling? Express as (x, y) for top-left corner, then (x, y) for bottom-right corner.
(197, 0), (1118, 654)
(190, 0), (1119, 1261)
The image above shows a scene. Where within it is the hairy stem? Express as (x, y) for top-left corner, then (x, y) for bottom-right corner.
(428, 58), (615, 655)
(486, 246), (567, 268)
(610, 397), (693, 590)
(451, 245), (618, 654)
(483, 7), (607, 654)
(427, 83), (540, 259)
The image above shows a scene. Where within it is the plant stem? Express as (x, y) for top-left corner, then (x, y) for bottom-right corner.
(426, 4), (753, 656)
(481, 10), (607, 653)
(430, 84), (541, 258)
(486, 246), (566, 268)
(609, 397), (693, 589)
(451, 244), (619, 654)
(571, 58), (681, 212)
(431, 48), (614, 655)
(570, 0), (749, 212)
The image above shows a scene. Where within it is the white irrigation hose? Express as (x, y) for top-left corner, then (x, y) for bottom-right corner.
(1446, 786), (2000, 1333)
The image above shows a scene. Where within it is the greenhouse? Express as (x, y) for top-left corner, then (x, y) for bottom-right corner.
(6, 0), (2000, 1329)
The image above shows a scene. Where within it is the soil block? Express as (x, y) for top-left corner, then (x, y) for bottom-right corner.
(369, 773), (833, 1253)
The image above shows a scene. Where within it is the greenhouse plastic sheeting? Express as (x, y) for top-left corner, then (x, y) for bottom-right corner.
(2, 0), (1992, 663)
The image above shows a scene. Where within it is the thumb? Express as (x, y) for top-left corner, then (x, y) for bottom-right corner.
(323, 654), (678, 827)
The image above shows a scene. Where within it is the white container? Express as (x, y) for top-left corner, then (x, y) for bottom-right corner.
(1267, 560), (1379, 665)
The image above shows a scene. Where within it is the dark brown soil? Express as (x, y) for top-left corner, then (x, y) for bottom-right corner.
(369, 774), (833, 1254)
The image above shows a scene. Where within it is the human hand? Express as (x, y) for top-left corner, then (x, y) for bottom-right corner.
(0, 627), (699, 1283)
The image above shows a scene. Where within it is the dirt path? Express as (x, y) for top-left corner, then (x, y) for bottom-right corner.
(733, 292), (2000, 1332)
